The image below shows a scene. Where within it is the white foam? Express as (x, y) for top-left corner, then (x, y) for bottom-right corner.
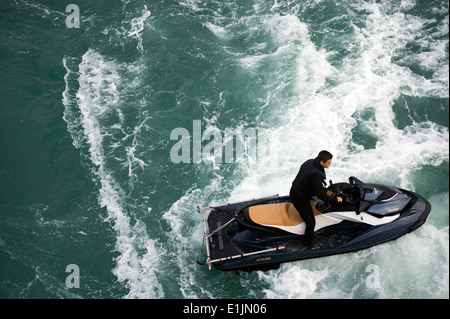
(63, 49), (164, 298)
(258, 264), (329, 299)
(257, 219), (449, 299)
(261, 14), (310, 45)
(227, 0), (448, 298)
(240, 0), (448, 193)
(145, 0), (447, 298)
(204, 22), (229, 40)
(227, 15), (341, 199)
(327, 1), (449, 188)
(101, 5), (151, 54)
(162, 180), (222, 298)
(347, 223), (449, 299)
(127, 6), (151, 52)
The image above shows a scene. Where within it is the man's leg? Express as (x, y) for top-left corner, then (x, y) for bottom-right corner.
(290, 188), (316, 247)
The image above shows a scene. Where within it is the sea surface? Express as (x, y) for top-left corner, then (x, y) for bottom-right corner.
(0, 0), (448, 299)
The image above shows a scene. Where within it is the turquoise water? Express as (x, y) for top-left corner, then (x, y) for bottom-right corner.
(0, 0), (448, 299)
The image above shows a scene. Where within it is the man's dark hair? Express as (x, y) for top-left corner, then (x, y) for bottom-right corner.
(317, 150), (333, 163)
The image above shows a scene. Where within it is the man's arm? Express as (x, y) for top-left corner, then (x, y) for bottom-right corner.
(310, 174), (339, 204)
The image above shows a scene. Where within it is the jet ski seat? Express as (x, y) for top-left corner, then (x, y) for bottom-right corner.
(248, 202), (321, 227)
(244, 202), (336, 235)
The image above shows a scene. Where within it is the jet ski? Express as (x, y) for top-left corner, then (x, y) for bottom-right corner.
(197, 176), (431, 271)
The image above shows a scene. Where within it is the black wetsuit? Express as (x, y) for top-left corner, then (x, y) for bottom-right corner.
(290, 157), (338, 246)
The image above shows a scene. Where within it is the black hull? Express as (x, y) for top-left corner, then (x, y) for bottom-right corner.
(199, 180), (431, 272)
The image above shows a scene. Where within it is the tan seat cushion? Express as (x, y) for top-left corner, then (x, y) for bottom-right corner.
(249, 202), (321, 227)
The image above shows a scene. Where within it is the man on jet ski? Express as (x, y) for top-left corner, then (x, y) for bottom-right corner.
(290, 150), (343, 247)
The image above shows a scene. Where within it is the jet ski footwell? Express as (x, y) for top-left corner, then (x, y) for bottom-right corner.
(197, 177), (431, 271)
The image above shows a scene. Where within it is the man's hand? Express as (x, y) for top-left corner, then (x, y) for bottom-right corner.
(336, 196), (343, 204)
